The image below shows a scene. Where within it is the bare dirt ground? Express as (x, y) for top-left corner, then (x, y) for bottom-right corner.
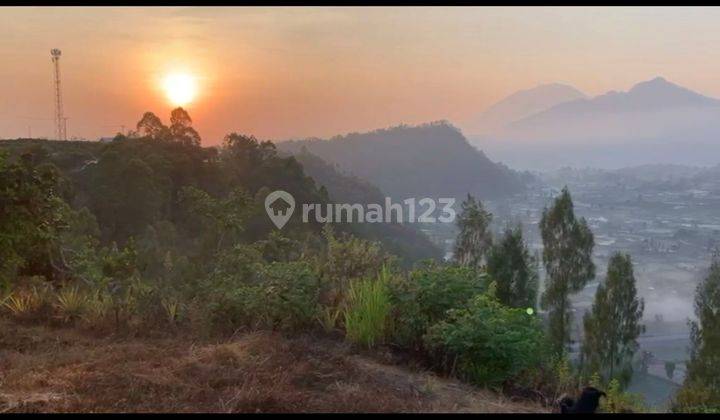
(0, 318), (547, 413)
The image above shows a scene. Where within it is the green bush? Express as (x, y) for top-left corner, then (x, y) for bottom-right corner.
(319, 226), (394, 308)
(343, 267), (393, 348)
(208, 261), (320, 333)
(388, 262), (486, 347)
(424, 294), (544, 387)
(673, 380), (720, 413)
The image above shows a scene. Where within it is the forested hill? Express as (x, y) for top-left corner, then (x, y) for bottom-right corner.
(282, 149), (442, 262)
(0, 121), (439, 266)
(277, 122), (528, 201)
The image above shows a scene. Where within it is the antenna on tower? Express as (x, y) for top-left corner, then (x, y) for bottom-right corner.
(51, 48), (67, 140)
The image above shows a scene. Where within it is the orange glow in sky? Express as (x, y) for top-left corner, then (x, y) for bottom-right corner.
(3, 7), (720, 144)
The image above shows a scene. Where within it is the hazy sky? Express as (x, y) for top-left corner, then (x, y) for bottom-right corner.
(2, 6), (720, 144)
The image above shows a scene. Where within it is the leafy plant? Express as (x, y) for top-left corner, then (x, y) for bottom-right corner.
(388, 261), (486, 348)
(424, 294), (545, 387)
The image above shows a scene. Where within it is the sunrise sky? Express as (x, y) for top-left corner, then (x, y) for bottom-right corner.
(2, 6), (720, 144)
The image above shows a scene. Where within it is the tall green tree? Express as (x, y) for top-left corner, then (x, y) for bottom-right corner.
(0, 151), (67, 285)
(676, 255), (720, 409)
(540, 187), (595, 355)
(453, 194), (493, 269)
(486, 225), (538, 309)
(581, 252), (645, 386)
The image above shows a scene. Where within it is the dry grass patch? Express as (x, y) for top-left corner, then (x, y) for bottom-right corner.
(0, 318), (547, 413)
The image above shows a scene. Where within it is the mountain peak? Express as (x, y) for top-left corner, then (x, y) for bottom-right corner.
(470, 83), (586, 133)
(648, 76), (668, 84)
(624, 77), (719, 107)
(629, 76), (676, 92)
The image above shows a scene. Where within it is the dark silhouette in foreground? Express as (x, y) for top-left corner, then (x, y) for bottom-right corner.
(559, 387), (606, 414)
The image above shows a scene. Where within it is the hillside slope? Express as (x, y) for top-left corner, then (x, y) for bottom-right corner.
(286, 149), (443, 262)
(277, 122), (525, 201)
(0, 319), (546, 413)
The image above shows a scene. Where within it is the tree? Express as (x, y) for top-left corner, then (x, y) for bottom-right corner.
(136, 111), (170, 140)
(169, 107), (201, 147)
(678, 255), (720, 407)
(540, 187), (595, 355)
(0, 151), (67, 285)
(135, 109), (200, 146)
(581, 252), (645, 386)
(486, 225), (538, 309)
(178, 186), (250, 254)
(453, 194), (493, 269)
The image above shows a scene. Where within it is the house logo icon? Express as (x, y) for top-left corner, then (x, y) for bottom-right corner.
(265, 190), (295, 229)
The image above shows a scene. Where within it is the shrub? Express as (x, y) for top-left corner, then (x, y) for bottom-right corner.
(673, 380), (720, 413)
(424, 294), (544, 387)
(207, 261), (320, 333)
(388, 262), (486, 348)
(255, 261), (320, 331)
(589, 375), (647, 413)
(319, 226), (394, 307)
(546, 353), (578, 398)
(207, 287), (256, 333)
(513, 351), (579, 403)
(344, 267), (393, 348)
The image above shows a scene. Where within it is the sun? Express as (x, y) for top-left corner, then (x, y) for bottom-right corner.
(162, 73), (198, 106)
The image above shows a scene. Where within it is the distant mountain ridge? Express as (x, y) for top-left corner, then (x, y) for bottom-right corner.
(471, 83), (586, 133)
(511, 77), (720, 128)
(469, 77), (720, 169)
(277, 122), (526, 201)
